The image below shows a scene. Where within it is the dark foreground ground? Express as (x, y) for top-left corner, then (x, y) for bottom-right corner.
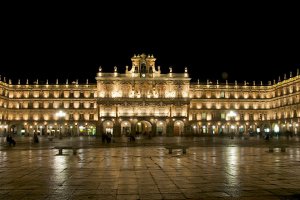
(0, 135), (300, 200)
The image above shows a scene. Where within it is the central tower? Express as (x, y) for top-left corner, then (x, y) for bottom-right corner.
(126, 53), (160, 78)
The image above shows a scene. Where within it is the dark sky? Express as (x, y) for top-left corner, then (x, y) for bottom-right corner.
(1, 3), (299, 84)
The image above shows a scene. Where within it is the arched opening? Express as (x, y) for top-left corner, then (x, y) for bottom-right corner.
(136, 120), (152, 136)
(174, 120), (184, 136)
(103, 120), (114, 135)
(141, 62), (147, 74)
(156, 120), (166, 136)
(121, 121), (131, 136)
(272, 123), (280, 136)
(10, 125), (17, 134)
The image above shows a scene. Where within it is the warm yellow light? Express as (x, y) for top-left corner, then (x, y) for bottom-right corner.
(56, 110), (66, 117)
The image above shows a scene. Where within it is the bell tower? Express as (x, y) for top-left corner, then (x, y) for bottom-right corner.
(130, 53), (156, 76)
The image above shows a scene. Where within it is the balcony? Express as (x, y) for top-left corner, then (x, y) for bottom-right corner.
(97, 97), (190, 105)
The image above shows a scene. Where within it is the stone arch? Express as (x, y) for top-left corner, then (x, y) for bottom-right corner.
(135, 120), (152, 136)
(8, 123), (23, 135)
(102, 120), (114, 135)
(174, 120), (184, 136)
(121, 121), (131, 136)
(156, 120), (166, 136)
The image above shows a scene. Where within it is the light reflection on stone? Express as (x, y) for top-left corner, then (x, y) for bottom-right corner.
(225, 147), (239, 185)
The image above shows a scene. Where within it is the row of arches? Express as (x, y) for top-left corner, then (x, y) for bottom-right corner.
(2, 120), (298, 137)
(102, 120), (185, 136)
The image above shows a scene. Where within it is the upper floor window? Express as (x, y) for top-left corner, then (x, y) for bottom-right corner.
(220, 91), (225, 98)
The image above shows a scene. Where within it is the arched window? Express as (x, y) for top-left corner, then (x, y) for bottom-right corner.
(141, 63), (146, 74)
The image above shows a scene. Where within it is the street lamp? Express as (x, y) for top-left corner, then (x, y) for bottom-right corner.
(55, 110), (66, 139)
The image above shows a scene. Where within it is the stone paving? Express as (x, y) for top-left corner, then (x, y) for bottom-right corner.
(0, 136), (300, 199)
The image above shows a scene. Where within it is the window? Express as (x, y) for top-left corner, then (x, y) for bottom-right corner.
(141, 63), (146, 73)
(201, 113), (207, 120)
(249, 113), (254, 121)
(79, 113), (84, 120)
(221, 113), (226, 120)
(240, 114), (244, 121)
(220, 91), (225, 98)
(89, 114), (94, 120)
(192, 113), (196, 120)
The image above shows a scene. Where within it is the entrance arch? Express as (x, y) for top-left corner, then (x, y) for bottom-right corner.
(156, 120), (166, 136)
(103, 120), (114, 135)
(121, 121), (131, 136)
(136, 120), (152, 136)
(174, 120), (184, 136)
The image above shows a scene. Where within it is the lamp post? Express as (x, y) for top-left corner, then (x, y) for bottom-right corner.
(55, 110), (66, 139)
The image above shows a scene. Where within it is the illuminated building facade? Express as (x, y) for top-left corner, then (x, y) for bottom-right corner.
(0, 54), (299, 137)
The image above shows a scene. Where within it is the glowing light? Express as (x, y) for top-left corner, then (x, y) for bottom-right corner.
(228, 111), (237, 117)
(56, 110), (66, 117)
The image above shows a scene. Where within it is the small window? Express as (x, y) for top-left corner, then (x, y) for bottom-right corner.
(192, 113), (196, 120)
(79, 113), (84, 120)
(89, 114), (94, 120)
(240, 114), (244, 121)
(259, 113), (262, 120)
(249, 113), (254, 121)
(201, 113), (207, 120)
(221, 113), (226, 120)
(220, 91), (225, 98)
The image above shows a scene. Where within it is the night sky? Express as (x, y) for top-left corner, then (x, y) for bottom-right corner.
(1, 3), (299, 84)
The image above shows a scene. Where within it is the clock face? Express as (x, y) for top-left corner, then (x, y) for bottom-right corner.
(142, 74), (145, 77)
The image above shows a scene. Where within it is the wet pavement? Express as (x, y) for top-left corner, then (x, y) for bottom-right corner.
(0, 135), (300, 199)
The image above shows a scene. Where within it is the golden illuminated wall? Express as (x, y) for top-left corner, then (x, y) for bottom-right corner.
(189, 74), (300, 128)
(2, 80), (97, 125)
(0, 81), (8, 124)
(96, 54), (191, 118)
(0, 54), (299, 135)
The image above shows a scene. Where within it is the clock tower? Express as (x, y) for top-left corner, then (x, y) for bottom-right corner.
(126, 53), (160, 77)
